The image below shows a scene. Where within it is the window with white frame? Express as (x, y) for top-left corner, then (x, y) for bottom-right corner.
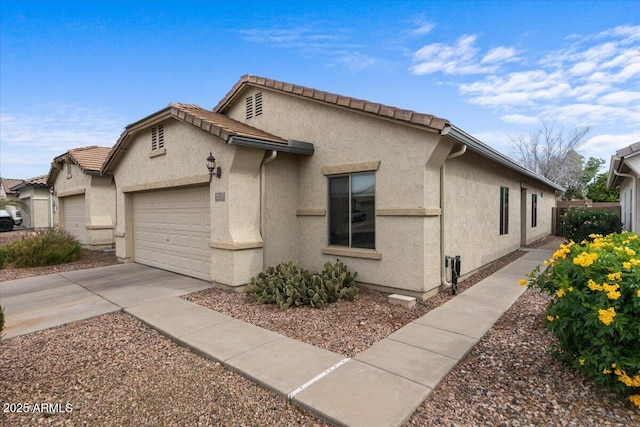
(328, 172), (375, 249)
(500, 186), (509, 235)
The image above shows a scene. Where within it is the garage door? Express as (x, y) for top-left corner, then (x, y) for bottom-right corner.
(63, 194), (86, 243)
(133, 186), (211, 280)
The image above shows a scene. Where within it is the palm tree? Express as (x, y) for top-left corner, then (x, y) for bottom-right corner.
(0, 178), (29, 212)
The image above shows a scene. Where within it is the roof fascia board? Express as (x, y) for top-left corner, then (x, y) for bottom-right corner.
(228, 136), (314, 156)
(442, 124), (565, 191)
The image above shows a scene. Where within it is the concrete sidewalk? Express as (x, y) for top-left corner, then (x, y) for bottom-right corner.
(127, 248), (553, 427)
(0, 263), (212, 338)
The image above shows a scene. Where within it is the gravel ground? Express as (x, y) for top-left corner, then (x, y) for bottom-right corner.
(184, 250), (527, 358)
(0, 312), (327, 427)
(2, 234), (638, 425)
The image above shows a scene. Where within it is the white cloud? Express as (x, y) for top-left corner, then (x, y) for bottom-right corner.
(0, 105), (124, 178)
(481, 46), (518, 64)
(411, 34), (505, 75)
(430, 24), (640, 134)
(411, 22), (435, 36)
(500, 114), (539, 125)
(582, 132), (640, 162)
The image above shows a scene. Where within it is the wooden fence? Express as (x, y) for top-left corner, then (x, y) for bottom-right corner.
(552, 201), (621, 236)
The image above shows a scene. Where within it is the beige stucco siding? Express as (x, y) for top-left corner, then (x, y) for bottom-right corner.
(112, 118), (267, 286)
(226, 87), (446, 295)
(51, 160), (115, 248)
(443, 150), (556, 275)
(18, 187), (51, 228)
(263, 153), (298, 267)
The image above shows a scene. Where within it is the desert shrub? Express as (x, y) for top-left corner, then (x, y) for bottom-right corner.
(521, 232), (640, 409)
(248, 259), (358, 309)
(0, 246), (6, 269)
(3, 228), (82, 268)
(562, 208), (622, 243)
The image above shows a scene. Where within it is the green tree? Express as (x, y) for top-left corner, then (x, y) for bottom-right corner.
(586, 172), (620, 202)
(563, 157), (605, 200)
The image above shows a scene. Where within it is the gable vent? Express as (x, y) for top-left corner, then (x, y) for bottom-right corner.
(151, 124), (165, 150)
(246, 96), (254, 120)
(255, 92), (263, 116)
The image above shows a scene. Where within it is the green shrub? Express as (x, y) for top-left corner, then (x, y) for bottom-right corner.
(522, 232), (640, 409)
(0, 246), (6, 269)
(0, 304), (4, 341)
(3, 228), (82, 268)
(248, 259), (358, 309)
(562, 207), (622, 243)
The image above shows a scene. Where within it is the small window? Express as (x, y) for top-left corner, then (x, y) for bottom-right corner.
(151, 124), (164, 150)
(531, 194), (538, 228)
(500, 186), (509, 235)
(66, 162), (72, 177)
(245, 96), (254, 120)
(329, 172), (375, 249)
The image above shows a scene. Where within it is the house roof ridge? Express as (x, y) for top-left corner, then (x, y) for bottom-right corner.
(615, 141), (640, 158)
(213, 74), (449, 131)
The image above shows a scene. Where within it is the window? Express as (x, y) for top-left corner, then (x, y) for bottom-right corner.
(500, 186), (509, 235)
(531, 194), (538, 228)
(66, 162), (72, 178)
(151, 124), (164, 150)
(329, 172), (375, 249)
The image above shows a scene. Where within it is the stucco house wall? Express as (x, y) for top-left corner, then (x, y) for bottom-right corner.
(103, 76), (561, 299)
(608, 142), (640, 233)
(18, 186), (51, 228)
(49, 146), (115, 249)
(226, 86), (454, 296)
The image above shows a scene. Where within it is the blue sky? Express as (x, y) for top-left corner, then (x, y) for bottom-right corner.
(1, 0), (639, 180)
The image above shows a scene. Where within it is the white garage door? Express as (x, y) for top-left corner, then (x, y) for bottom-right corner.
(133, 186), (211, 280)
(63, 194), (86, 243)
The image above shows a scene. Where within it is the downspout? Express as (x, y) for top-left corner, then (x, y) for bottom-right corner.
(613, 168), (638, 233)
(260, 151), (278, 265)
(440, 143), (467, 288)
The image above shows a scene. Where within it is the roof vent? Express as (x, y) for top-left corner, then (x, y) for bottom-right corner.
(255, 92), (263, 117)
(246, 96), (254, 120)
(152, 124), (165, 150)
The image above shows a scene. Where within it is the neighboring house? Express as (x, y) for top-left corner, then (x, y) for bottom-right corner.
(48, 146), (115, 249)
(608, 142), (640, 233)
(1, 178), (24, 201)
(102, 75), (562, 299)
(10, 175), (52, 228)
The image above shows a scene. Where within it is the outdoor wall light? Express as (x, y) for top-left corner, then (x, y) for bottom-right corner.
(207, 152), (221, 179)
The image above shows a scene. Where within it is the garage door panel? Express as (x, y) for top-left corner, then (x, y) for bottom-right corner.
(133, 186), (211, 281)
(63, 195), (86, 243)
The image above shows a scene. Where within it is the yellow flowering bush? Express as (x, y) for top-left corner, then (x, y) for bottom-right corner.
(523, 231), (640, 409)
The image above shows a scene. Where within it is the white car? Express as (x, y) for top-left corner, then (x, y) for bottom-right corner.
(0, 207), (22, 232)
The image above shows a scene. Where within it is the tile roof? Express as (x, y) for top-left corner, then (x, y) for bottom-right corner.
(1, 178), (25, 195)
(616, 141), (640, 158)
(11, 174), (49, 191)
(102, 103), (287, 173)
(169, 103), (287, 144)
(214, 75), (449, 132)
(68, 146), (112, 173)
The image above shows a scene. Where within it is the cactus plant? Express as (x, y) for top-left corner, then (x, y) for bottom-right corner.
(247, 259), (358, 310)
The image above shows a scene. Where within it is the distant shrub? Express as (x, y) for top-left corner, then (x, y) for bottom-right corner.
(249, 259), (358, 309)
(562, 208), (622, 243)
(3, 228), (82, 268)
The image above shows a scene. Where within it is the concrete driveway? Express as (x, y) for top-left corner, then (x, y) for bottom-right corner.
(0, 263), (213, 339)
